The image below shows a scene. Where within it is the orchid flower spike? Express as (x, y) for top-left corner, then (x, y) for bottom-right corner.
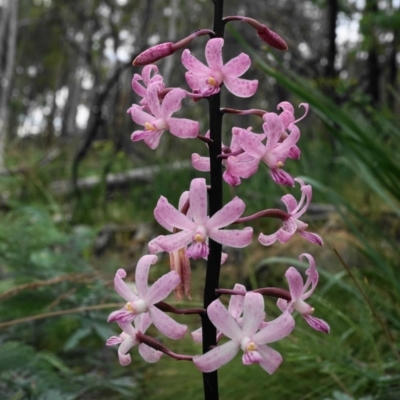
(277, 254), (330, 333)
(107, 255), (187, 340)
(193, 293), (295, 374)
(182, 38), (258, 98)
(152, 178), (253, 259)
(106, 313), (162, 366)
(258, 178), (323, 246)
(129, 82), (199, 149)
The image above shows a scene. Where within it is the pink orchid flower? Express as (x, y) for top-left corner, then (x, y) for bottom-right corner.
(193, 293), (295, 374)
(129, 82), (199, 149)
(277, 254), (330, 333)
(191, 128), (260, 187)
(107, 255), (187, 340)
(227, 113), (300, 186)
(191, 283), (247, 343)
(258, 178), (323, 246)
(131, 65), (164, 111)
(106, 313), (162, 366)
(182, 38), (258, 97)
(152, 178), (253, 259)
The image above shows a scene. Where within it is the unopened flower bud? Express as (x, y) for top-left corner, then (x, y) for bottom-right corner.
(256, 25), (288, 51)
(223, 16), (288, 51)
(133, 29), (215, 66)
(133, 42), (174, 66)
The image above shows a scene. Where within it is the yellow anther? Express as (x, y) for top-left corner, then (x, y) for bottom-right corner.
(144, 122), (156, 131)
(246, 342), (257, 352)
(310, 307), (315, 314)
(125, 302), (133, 312)
(207, 77), (218, 87)
(276, 161), (284, 168)
(194, 233), (204, 242)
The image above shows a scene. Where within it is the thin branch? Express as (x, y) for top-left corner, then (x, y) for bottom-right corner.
(0, 303), (121, 329)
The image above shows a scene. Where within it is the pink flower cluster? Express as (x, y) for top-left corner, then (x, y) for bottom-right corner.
(106, 23), (329, 382)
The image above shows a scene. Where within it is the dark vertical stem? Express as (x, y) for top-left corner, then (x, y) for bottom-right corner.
(202, 1), (224, 400)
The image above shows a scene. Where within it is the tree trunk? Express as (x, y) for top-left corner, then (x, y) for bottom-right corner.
(0, 0), (19, 170)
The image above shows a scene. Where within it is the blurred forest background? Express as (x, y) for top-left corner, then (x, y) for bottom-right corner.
(0, 0), (399, 399)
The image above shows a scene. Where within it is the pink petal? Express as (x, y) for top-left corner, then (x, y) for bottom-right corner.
(258, 232), (278, 246)
(106, 336), (123, 346)
(209, 227), (253, 248)
(237, 129), (265, 159)
(161, 88), (186, 120)
(149, 306), (187, 339)
(142, 65), (160, 86)
(276, 124), (301, 154)
(228, 283), (246, 319)
(148, 237), (164, 254)
(155, 196), (196, 231)
(156, 231), (194, 253)
(178, 191), (190, 212)
(114, 269), (139, 302)
(132, 75), (147, 97)
(129, 105), (155, 126)
(207, 197), (245, 229)
(241, 293), (265, 337)
(253, 312), (295, 344)
(184, 71), (208, 92)
(168, 117), (199, 138)
(205, 38), (224, 69)
(301, 253), (319, 295)
(226, 156), (259, 179)
(191, 327), (203, 343)
(279, 110), (295, 130)
(181, 49), (211, 75)
(277, 101), (294, 114)
(263, 113), (284, 142)
(189, 178), (208, 224)
(223, 76), (258, 98)
(284, 267), (304, 301)
(135, 255), (158, 298)
(276, 219), (297, 242)
(137, 312), (153, 333)
(281, 194), (298, 213)
(118, 337), (137, 366)
(222, 53), (251, 77)
(276, 298), (290, 313)
(223, 170), (241, 187)
(302, 315), (330, 333)
(107, 308), (135, 324)
(138, 343), (163, 363)
(270, 168), (294, 186)
(192, 153), (210, 171)
(257, 344), (283, 374)
(145, 82), (163, 117)
(288, 145), (301, 159)
(193, 340), (239, 372)
(145, 270), (180, 305)
(142, 130), (164, 150)
(298, 230), (323, 245)
(207, 299), (243, 341)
